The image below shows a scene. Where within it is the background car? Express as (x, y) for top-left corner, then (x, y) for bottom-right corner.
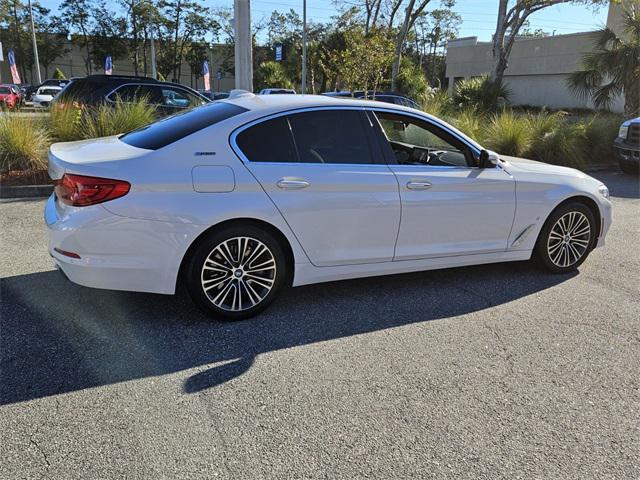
(323, 90), (420, 109)
(0, 84), (22, 110)
(614, 117), (639, 174)
(32, 85), (63, 108)
(258, 88), (296, 94)
(53, 75), (209, 114)
(198, 90), (230, 101)
(45, 92), (611, 321)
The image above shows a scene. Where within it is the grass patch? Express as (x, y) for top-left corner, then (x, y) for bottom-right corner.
(0, 115), (50, 172)
(80, 100), (157, 139)
(483, 110), (532, 157)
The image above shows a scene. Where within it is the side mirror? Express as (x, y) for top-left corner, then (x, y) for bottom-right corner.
(478, 149), (499, 168)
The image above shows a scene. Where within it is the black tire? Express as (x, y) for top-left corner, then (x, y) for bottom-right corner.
(185, 225), (288, 320)
(619, 159), (639, 175)
(534, 201), (597, 274)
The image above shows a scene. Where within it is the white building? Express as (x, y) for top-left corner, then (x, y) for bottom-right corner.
(445, 2), (628, 112)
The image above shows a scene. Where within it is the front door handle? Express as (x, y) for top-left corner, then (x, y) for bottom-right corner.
(406, 181), (432, 190)
(276, 178), (310, 190)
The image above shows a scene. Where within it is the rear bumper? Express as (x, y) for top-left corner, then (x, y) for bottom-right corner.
(45, 194), (201, 295)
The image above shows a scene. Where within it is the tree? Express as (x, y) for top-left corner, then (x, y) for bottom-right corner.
(53, 67), (66, 79)
(157, 0), (217, 81)
(390, 0), (433, 89)
(35, 13), (70, 78)
(491, 0), (609, 86)
(60, 0), (95, 74)
(185, 42), (208, 89)
(89, 2), (129, 72)
(568, 5), (640, 116)
(334, 27), (394, 95)
(413, 4), (461, 86)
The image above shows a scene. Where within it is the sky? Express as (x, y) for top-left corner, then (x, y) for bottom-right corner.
(35, 0), (610, 43)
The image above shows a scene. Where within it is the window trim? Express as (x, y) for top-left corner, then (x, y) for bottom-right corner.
(230, 106), (385, 166)
(367, 107), (482, 169)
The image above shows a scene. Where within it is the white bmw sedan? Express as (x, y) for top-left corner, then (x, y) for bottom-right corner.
(45, 91), (612, 320)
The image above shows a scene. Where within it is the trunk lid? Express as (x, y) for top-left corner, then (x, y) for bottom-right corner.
(48, 136), (151, 180)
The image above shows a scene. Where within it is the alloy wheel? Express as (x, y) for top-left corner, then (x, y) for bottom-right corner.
(200, 236), (277, 311)
(547, 211), (591, 268)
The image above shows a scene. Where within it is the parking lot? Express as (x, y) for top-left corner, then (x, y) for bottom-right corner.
(1, 171), (638, 479)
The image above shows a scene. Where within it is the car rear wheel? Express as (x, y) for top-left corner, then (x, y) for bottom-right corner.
(534, 202), (596, 274)
(185, 225), (287, 320)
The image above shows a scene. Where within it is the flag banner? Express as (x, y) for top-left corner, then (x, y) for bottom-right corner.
(8, 49), (20, 84)
(105, 56), (112, 75)
(0, 42), (4, 62)
(203, 60), (210, 91)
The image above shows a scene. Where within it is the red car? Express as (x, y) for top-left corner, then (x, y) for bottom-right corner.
(0, 84), (22, 110)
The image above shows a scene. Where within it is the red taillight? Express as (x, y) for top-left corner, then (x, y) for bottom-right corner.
(54, 174), (130, 207)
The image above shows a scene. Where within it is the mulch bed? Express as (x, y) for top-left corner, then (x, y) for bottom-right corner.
(0, 169), (52, 186)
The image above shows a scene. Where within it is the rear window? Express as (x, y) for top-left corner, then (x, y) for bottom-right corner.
(57, 79), (110, 103)
(120, 101), (247, 150)
(39, 88), (60, 96)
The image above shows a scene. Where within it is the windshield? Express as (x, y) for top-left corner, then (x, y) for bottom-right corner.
(0, 87), (11, 94)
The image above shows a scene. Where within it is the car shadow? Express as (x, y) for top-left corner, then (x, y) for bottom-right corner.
(1, 260), (576, 405)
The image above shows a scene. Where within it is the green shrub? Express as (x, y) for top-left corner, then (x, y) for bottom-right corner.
(483, 110), (532, 157)
(451, 107), (485, 143)
(528, 118), (587, 167)
(53, 67), (66, 80)
(453, 76), (511, 112)
(396, 57), (429, 101)
(50, 98), (157, 141)
(255, 60), (294, 91)
(0, 114), (50, 172)
(50, 103), (83, 141)
(582, 114), (624, 164)
(80, 99), (157, 138)
(422, 90), (453, 118)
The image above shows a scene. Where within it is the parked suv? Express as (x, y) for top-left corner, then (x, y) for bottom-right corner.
(54, 75), (209, 114)
(614, 117), (640, 174)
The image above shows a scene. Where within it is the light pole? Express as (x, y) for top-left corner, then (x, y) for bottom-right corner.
(150, 26), (157, 79)
(28, 0), (42, 84)
(234, 0), (253, 91)
(301, 0), (307, 94)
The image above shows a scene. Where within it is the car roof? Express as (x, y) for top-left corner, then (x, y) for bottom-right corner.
(222, 91), (415, 113)
(219, 93), (482, 152)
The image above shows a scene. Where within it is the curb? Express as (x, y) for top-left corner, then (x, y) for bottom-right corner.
(0, 184), (53, 199)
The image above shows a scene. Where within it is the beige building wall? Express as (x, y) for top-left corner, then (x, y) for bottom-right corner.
(445, 2), (627, 112)
(0, 37), (236, 92)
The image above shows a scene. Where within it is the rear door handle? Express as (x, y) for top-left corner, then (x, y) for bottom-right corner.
(276, 178), (310, 190)
(406, 181), (432, 190)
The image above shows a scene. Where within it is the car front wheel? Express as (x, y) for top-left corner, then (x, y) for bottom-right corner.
(535, 202), (596, 274)
(185, 225), (287, 320)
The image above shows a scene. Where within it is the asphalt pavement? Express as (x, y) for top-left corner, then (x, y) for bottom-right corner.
(1, 171), (638, 479)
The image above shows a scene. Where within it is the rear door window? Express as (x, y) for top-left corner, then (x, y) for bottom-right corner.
(120, 102), (247, 150)
(108, 84), (163, 104)
(235, 116), (297, 163)
(287, 109), (374, 164)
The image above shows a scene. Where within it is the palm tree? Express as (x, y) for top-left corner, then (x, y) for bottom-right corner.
(568, 6), (640, 117)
